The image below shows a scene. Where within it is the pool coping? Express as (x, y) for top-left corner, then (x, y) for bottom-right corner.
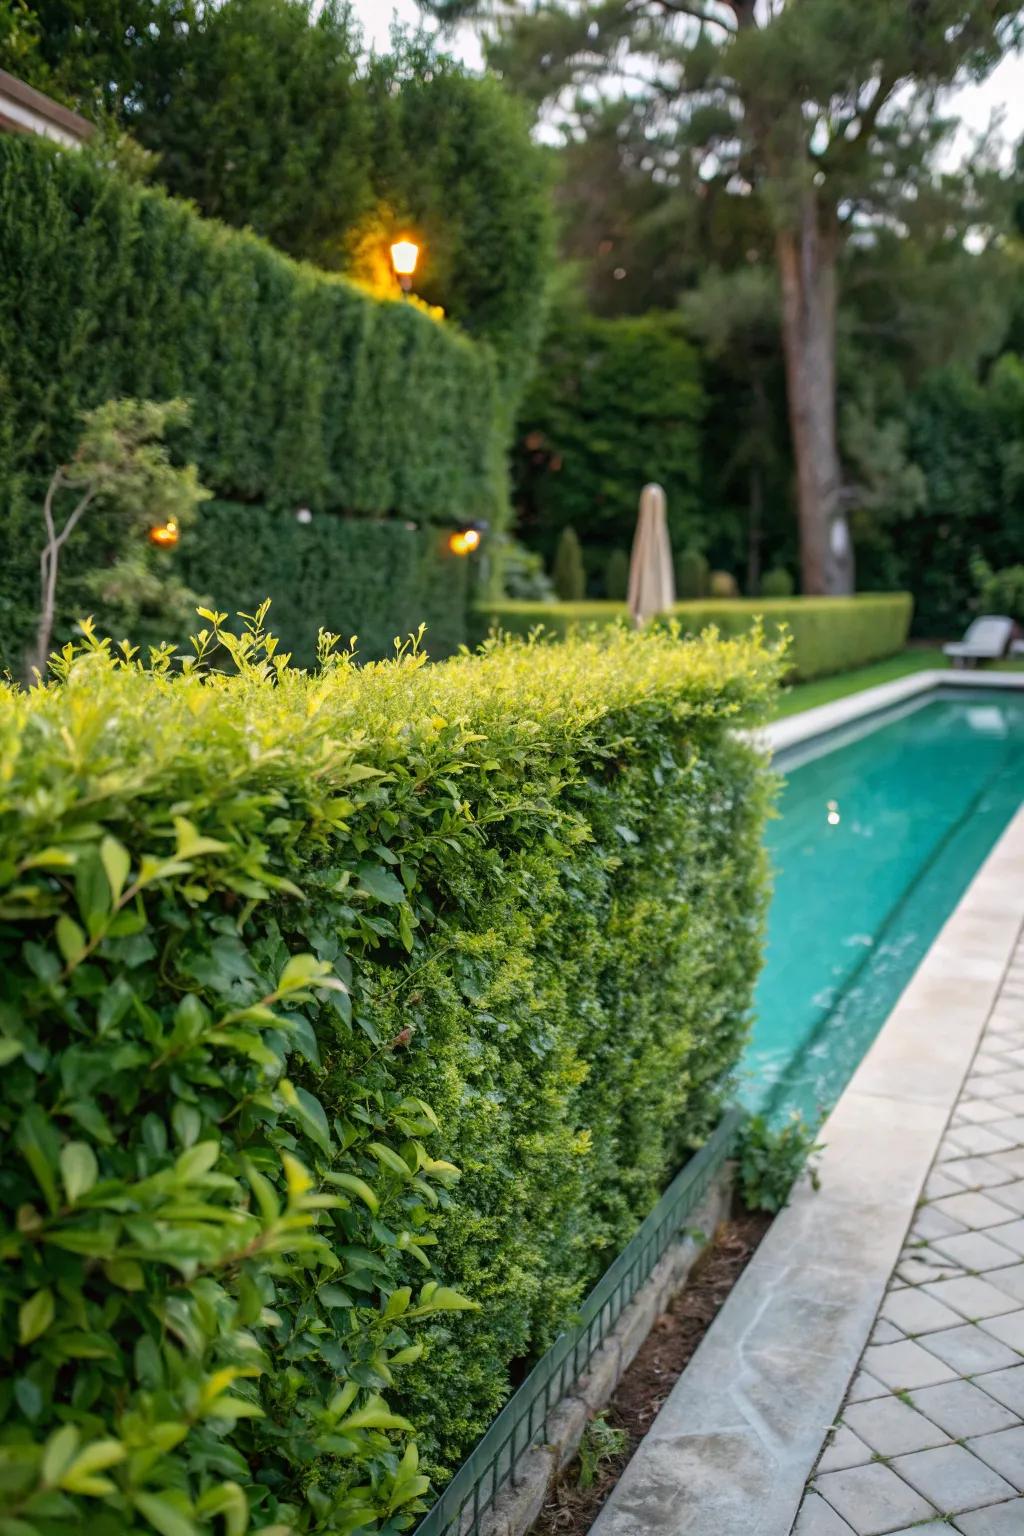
(590, 803), (1024, 1536)
(764, 667), (1024, 756)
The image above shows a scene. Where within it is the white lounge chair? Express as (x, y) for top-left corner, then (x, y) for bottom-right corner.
(943, 615), (1015, 668)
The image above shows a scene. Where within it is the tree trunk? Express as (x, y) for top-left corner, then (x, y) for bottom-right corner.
(776, 191), (853, 595)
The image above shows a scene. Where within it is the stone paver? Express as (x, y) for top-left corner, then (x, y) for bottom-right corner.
(967, 1426), (1024, 1490)
(956, 1504), (1024, 1534)
(794, 931), (1024, 1536)
(813, 1464), (936, 1534)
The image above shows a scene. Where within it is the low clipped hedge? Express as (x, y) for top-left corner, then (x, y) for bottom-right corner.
(475, 593), (913, 681)
(0, 616), (778, 1535)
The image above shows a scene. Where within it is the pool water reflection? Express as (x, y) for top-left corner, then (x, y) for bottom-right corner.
(742, 689), (1024, 1120)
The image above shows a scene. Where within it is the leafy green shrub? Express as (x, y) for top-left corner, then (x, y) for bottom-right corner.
(736, 1113), (823, 1214)
(0, 613), (778, 1532)
(760, 567), (794, 598)
(971, 557), (1024, 624)
(604, 549), (630, 601)
(498, 536), (556, 602)
(552, 527), (586, 601)
(514, 310), (704, 561)
(708, 570), (739, 599)
(474, 595), (913, 681)
(883, 356), (1024, 635)
(577, 1414), (627, 1490)
(675, 548), (709, 601)
(28, 398), (210, 679)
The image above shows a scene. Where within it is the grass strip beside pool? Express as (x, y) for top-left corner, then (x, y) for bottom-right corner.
(773, 648), (1024, 720)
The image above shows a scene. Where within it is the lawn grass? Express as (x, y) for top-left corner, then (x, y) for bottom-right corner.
(773, 647), (1024, 720)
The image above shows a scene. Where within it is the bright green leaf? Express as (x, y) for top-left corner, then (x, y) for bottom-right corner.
(60, 1142), (98, 1204)
(19, 1288), (55, 1345)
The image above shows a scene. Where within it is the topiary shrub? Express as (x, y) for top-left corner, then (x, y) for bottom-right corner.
(675, 547), (708, 601)
(709, 570), (739, 599)
(604, 548), (630, 601)
(552, 527), (586, 601)
(760, 567), (795, 599)
(0, 610), (778, 1531)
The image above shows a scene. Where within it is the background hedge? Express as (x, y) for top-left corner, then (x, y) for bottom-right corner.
(0, 134), (502, 667)
(0, 617), (777, 1534)
(513, 308), (704, 569)
(178, 510), (471, 664)
(474, 594), (914, 681)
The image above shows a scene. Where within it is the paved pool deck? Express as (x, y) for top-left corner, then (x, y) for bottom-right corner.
(590, 674), (1024, 1536)
(796, 917), (1024, 1536)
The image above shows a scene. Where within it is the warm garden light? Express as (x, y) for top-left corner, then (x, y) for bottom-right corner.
(390, 238), (420, 292)
(449, 526), (481, 557)
(148, 518), (180, 547)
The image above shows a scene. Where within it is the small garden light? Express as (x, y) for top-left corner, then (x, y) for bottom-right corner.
(148, 518), (180, 547)
(390, 238), (420, 294)
(449, 526), (482, 557)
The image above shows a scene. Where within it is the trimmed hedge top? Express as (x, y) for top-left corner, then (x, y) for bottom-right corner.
(475, 593), (914, 682)
(0, 615), (778, 1535)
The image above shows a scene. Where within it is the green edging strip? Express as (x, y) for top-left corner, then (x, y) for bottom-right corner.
(413, 1108), (745, 1536)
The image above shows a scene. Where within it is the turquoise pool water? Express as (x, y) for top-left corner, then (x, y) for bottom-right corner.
(742, 688), (1024, 1121)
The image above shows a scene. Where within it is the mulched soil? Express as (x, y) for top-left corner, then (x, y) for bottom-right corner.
(533, 1211), (772, 1536)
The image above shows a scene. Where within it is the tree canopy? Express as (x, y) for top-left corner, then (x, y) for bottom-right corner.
(427, 0), (1024, 592)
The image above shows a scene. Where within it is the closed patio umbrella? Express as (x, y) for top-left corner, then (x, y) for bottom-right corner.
(627, 482), (675, 628)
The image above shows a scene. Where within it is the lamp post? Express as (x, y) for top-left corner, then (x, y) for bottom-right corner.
(390, 238), (420, 297)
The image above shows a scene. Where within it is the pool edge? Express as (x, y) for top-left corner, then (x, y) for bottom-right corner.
(762, 667), (1024, 756)
(589, 802), (1024, 1536)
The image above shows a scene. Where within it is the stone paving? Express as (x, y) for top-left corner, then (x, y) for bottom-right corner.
(794, 933), (1024, 1536)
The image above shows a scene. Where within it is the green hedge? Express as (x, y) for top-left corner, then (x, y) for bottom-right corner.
(179, 507), (470, 664)
(0, 505), (471, 675)
(0, 135), (500, 521)
(475, 594), (914, 681)
(0, 134), (504, 669)
(513, 310), (704, 562)
(0, 618), (777, 1534)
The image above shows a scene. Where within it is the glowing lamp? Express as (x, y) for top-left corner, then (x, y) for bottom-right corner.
(448, 527), (481, 557)
(390, 238), (420, 292)
(148, 519), (180, 548)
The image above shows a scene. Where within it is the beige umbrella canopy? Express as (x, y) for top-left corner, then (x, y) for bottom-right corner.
(627, 482), (675, 628)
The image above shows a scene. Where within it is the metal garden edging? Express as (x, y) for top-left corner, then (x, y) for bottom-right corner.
(413, 1106), (745, 1536)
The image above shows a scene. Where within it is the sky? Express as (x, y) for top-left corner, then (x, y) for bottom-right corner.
(352, 0), (1024, 162)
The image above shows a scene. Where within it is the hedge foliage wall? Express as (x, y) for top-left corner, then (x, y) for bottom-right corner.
(0, 137), (501, 519)
(900, 358), (1024, 636)
(474, 594), (914, 681)
(179, 509), (470, 664)
(0, 131), (510, 671)
(513, 308), (704, 563)
(0, 618), (778, 1535)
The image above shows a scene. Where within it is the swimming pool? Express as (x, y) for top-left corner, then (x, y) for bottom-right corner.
(742, 687), (1024, 1120)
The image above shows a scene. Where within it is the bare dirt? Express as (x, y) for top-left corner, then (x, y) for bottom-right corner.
(533, 1212), (771, 1536)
